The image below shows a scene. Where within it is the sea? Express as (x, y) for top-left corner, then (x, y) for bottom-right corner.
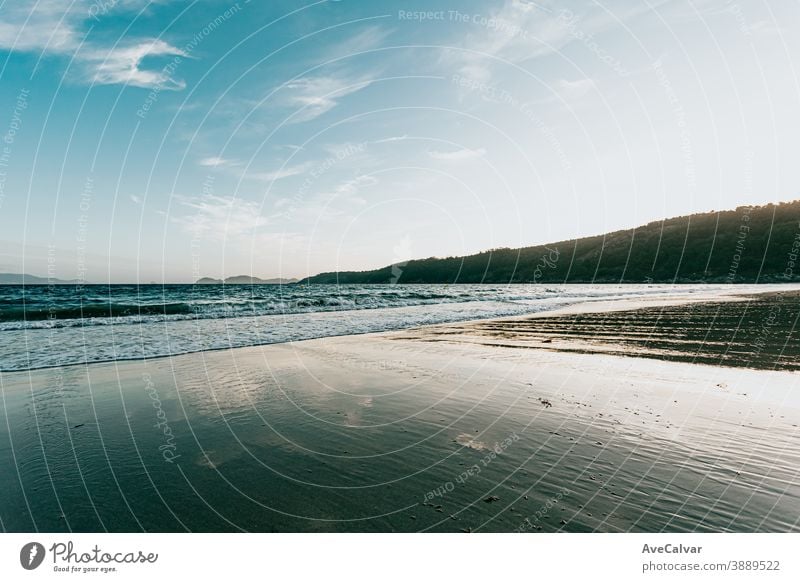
(0, 282), (741, 371)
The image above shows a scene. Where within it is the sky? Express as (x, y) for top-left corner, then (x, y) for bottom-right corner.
(0, 0), (799, 282)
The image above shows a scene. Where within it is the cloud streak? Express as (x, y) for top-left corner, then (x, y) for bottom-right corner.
(198, 156), (240, 168)
(0, 0), (84, 53)
(85, 39), (187, 89)
(198, 156), (312, 184)
(173, 194), (268, 240)
(283, 75), (374, 123)
(428, 147), (487, 161)
(0, 0), (187, 89)
(243, 163), (314, 183)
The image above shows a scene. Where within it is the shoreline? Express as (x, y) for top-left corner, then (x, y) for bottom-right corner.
(394, 287), (800, 373)
(4, 284), (798, 376)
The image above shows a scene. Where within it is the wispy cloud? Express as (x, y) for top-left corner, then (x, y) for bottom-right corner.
(554, 78), (595, 100)
(428, 147), (486, 161)
(273, 174), (377, 222)
(331, 174), (377, 200)
(198, 156), (240, 168)
(85, 39), (187, 89)
(173, 194), (268, 240)
(515, 77), (596, 109)
(0, 1), (186, 89)
(0, 0), (85, 53)
(442, 0), (574, 83)
(283, 75), (373, 123)
(443, 0), (660, 86)
(327, 24), (392, 59)
(373, 135), (410, 144)
(243, 163), (313, 183)
(198, 156), (311, 183)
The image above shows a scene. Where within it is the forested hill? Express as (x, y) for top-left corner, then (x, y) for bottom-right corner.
(300, 201), (800, 284)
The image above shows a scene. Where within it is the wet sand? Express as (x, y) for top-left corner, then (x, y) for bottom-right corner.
(402, 289), (800, 371)
(1, 289), (799, 532)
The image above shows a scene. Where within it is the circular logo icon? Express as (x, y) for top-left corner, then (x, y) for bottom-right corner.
(20, 542), (45, 570)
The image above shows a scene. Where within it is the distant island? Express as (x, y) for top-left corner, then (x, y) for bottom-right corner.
(0, 273), (298, 285)
(0, 273), (82, 285)
(196, 276), (299, 285)
(300, 200), (800, 284)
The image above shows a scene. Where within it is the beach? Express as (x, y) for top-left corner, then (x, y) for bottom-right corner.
(1, 287), (799, 532)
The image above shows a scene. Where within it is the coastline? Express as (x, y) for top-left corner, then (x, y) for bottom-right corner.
(1, 286), (799, 532)
(395, 287), (800, 372)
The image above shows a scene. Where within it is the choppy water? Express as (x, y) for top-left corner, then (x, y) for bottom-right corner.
(0, 283), (557, 328)
(0, 283), (762, 371)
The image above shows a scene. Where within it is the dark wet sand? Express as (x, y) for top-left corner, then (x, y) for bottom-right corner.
(1, 288), (799, 532)
(405, 290), (800, 372)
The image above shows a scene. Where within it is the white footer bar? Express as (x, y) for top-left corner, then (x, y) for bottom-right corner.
(1, 533), (796, 581)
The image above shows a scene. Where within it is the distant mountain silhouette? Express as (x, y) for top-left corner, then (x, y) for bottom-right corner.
(300, 200), (800, 284)
(196, 276), (298, 285)
(0, 273), (82, 285)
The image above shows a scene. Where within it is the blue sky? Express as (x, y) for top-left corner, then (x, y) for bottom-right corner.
(1, 0), (799, 282)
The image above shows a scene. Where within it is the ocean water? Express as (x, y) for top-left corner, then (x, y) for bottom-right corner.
(0, 283), (746, 371)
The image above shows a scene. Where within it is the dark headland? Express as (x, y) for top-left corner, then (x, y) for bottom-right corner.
(301, 200), (800, 284)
